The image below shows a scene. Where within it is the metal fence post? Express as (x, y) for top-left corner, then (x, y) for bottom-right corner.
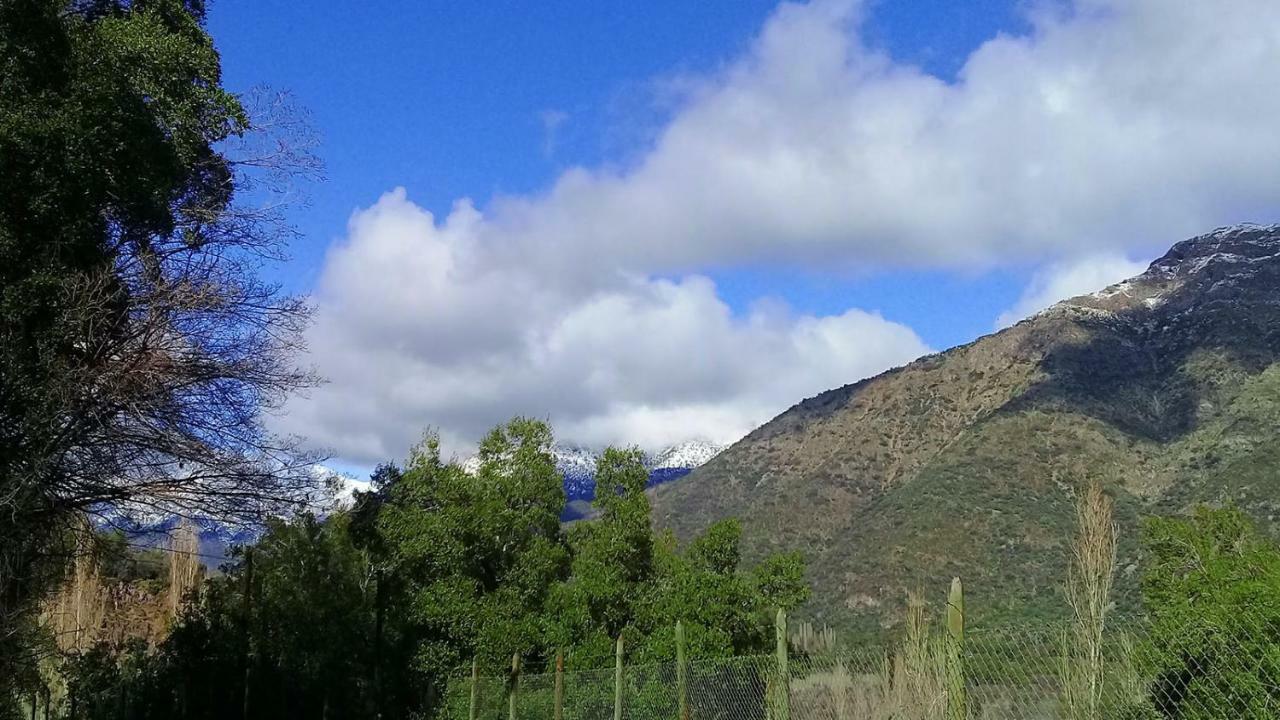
(947, 577), (967, 720)
(469, 658), (479, 720)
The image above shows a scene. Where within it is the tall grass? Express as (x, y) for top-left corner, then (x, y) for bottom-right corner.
(168, 520), (201, 618)
(42, 518), (106, 653)
(791, 594), (949, 720)
(1060, 478), (1117, 720)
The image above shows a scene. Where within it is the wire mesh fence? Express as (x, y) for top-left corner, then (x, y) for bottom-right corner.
(442, 615), (1280, 720)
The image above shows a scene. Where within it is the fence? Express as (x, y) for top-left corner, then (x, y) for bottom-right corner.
(444, 605), (1280, 720)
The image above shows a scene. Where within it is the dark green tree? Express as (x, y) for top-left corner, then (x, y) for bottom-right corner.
(551, 447), (809, 667)
(377, 419), (569, 698)
(50, 418), (811, 719)
(1140, 507), (1280, 718)
(1, 0), (317, 705)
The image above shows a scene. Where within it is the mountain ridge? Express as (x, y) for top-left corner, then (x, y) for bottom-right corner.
(460, 439), (727, 501)
(652, 223), (1280, 632)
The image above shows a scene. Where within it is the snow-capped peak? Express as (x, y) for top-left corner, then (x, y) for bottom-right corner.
(550, 444), (597, 476)
(649, 440), (726, 469)
(458, 440), (725, 476)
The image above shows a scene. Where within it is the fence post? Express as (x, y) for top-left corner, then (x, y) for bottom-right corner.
(508, 653), (520, 720)
(947, 577), (967, 720)
(614, 636), (624, 720)
(676, 621), (689, 720)
(469, 658), (479, 720)
(775, 609), (790, 720)
(554, 650), (564, 720)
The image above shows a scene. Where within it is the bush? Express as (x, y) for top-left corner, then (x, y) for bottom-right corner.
(1139, 507), (1280, 718)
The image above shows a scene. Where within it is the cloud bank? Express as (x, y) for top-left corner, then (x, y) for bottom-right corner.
(284, 190), (929, 463)
(283, 0), (1280, 464)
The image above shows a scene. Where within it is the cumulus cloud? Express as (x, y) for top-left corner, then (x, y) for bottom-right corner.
(482, 0), (1280, 274)
(996, 253), (1149, 327)
(282, 0), (1280, 464)
(282, 190), (929, 463)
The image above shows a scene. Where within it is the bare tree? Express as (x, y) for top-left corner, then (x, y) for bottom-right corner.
(13, 88), (323, 530)
(2, 87), (323, 656)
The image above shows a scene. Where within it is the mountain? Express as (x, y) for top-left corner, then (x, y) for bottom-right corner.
(97, 466), (365, 567)
(652, 224), (1280, 633)
(97, 511), (259, 568)
(108, 440), (725, 566)
(466, 440), (726, 520)
(651, 440), (727, 469)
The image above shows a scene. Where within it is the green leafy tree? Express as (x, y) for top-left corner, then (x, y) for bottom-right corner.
(552, 447), (810, 666)
(1140, 507), (1280, 718)
(47, 418), (812, 719)
(551, 447), (655, 663)
(377, 419), (569, 693)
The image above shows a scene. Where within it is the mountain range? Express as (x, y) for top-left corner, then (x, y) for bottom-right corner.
(110, 440), (726, 562)
(462, 440), (725, 520)
(651, 224), (1280, 634)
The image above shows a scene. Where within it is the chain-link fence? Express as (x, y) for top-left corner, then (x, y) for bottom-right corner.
(442, 615), (1280, 720)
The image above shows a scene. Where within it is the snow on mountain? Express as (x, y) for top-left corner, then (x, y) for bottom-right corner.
(551, 444), (598, 499)
(321, 474), (372, 512)
(93, 464), (365, 566)
(650, 440), (726, 469)
(460, 440), (724, 477)
(102, 440), (723, 559)
(458, 439), (726, 505)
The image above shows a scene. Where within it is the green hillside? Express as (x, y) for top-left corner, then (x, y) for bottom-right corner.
(652, 224), (1280, 635)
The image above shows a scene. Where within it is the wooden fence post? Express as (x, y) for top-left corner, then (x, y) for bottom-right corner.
(614, 636), (624, 720)
(508, 653), (520, 720)
(554, 650), (564, 720)
(947, 577), (967, 720)
(775, 609), (790, 720)
(676, 621), (689, 720)
(469, 658), (479, 720)
(241, 547), (254, 720)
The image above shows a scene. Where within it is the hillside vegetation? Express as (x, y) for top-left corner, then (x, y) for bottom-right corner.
(652, 224), (1280, 633)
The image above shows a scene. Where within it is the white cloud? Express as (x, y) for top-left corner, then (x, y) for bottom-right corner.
(282, 0), (1280, 464)
(996, 253), (1148, 327)
(478, 0), (1280, 273)
(282, 190), (929, 464)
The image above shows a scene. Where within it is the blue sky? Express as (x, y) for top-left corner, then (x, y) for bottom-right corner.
(204, 1), (1280, 467)
(207, 1), (1030, 348)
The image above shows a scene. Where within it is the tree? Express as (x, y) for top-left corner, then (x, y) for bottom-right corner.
(1, 0), (318, 701)
(552, 447), (655, 662)
(551, 448), (809, 667)
(376, 420), (569, 696)
(1139, 507), (1280, 718)
(43, 418), (812, 718)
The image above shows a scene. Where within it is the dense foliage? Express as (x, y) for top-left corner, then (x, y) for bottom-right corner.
(61, 418), (808, 719)
(1135, 507), (1280, 718)
(1, 0), (315, 709)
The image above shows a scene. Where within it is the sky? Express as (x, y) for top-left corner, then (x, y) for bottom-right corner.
(205, 0), (1280, 471)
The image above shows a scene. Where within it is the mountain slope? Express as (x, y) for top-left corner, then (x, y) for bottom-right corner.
(652, 224), (1280, 632)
